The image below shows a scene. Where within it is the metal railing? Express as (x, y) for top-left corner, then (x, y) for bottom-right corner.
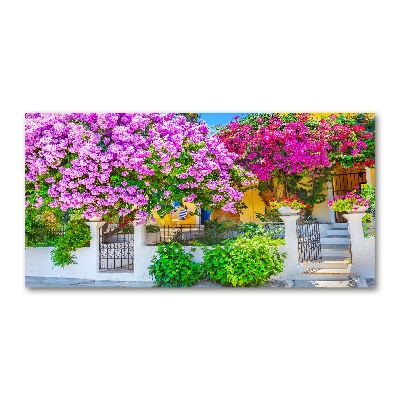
(146, 224), (204, 245)
(145, 222), (285, 245)
(262, 222), (285, 239)
(25, 226), (65, 247)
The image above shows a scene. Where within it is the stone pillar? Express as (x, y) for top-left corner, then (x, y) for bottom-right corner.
(343, 212), (375, 279)
(84, 221), (107, 273)
(276, 214), (301, 279)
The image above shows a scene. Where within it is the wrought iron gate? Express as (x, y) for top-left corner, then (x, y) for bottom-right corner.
(99, 223), (134, 271)
(296, 220), (322, 263)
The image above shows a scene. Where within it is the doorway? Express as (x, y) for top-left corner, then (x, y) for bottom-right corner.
(332, 168), (367, 223)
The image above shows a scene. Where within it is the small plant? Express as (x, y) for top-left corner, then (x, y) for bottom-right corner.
(202, 235), (285, 287)
(148, 241), (203, 287)
(269, 196), (310, 211)
(146, 224), (160, 233)
(328, 187), (370, 212)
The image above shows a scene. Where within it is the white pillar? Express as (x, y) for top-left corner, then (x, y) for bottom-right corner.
(327, 181), (336, 224)
(134, 223), (147, 248)
(343, 213), (375, 279)
(133, 223), (155, 281)
(365, 168), (372, 186)
(84, 221), (107, 272)
(275, 214), (301, 279)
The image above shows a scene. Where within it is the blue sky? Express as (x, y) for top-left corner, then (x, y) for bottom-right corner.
(200, 113), (248, 132)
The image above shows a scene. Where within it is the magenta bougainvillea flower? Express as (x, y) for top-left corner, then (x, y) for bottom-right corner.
(25, 113), (255, 223)
(218, 113), (375, 181)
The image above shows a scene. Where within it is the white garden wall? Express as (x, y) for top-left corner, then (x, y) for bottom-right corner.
(344, 212), (375, 279)
(26, 221), (155, 283)
(26, 220), (295, 283)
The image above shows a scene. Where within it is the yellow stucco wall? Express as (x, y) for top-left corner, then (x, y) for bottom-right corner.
(154, 200), (197, 226)
(240, 188), (266, 223)
(311, 186), (331, 223)
(152, 166), (375, 226)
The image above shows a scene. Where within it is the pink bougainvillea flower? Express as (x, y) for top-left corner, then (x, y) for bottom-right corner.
(25, 113), (253, 223)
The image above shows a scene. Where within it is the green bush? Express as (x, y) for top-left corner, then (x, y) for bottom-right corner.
(178, 220), (284, 245)
(25, 207), (66, 247)
(50, 219), (91, 268)
(148, 241), (203, 287)
(236, 222), (263, 238)
(202, 235), (285, 287)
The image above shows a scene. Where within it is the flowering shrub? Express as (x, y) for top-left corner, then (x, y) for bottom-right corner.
(217, 113), (375, 209)
(269, 196), (310, 211)
(218, 113), (375, 180)
(25, 113), (255, 224)
(328, 189), (370, 212)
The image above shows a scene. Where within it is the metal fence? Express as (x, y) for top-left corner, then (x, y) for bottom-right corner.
(262, 222), (285, 239)
(25, 210), (71, 247)
(145, 222), (285, 245)
(146, 224), (204, 245)
(25, 226), (65, 247)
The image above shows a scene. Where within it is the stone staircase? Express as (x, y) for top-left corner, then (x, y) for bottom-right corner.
(300, 222), (353, 287)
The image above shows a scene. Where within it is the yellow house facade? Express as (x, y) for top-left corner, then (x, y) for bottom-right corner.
(154, 165), (375, 226)
(154, 113), (375, 226)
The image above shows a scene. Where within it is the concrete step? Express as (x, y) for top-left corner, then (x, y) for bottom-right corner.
(321, 244), (350, 257)
(299, 273), (351, 282)
(333, 223), (348, 229)
(326, 228), (349, 237)
(304, 264), (351, 274)
(313, 255), (351, 262)
(321, 236), (350, 245)
(294, 280), (353, 288)
(303, 259), (351, 269)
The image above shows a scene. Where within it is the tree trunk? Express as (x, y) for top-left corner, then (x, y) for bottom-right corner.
(102, 224), (123, 237)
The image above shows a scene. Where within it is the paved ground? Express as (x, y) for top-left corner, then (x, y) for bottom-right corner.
(25, 276), (154, 288)
(25, 276), (374, 288)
